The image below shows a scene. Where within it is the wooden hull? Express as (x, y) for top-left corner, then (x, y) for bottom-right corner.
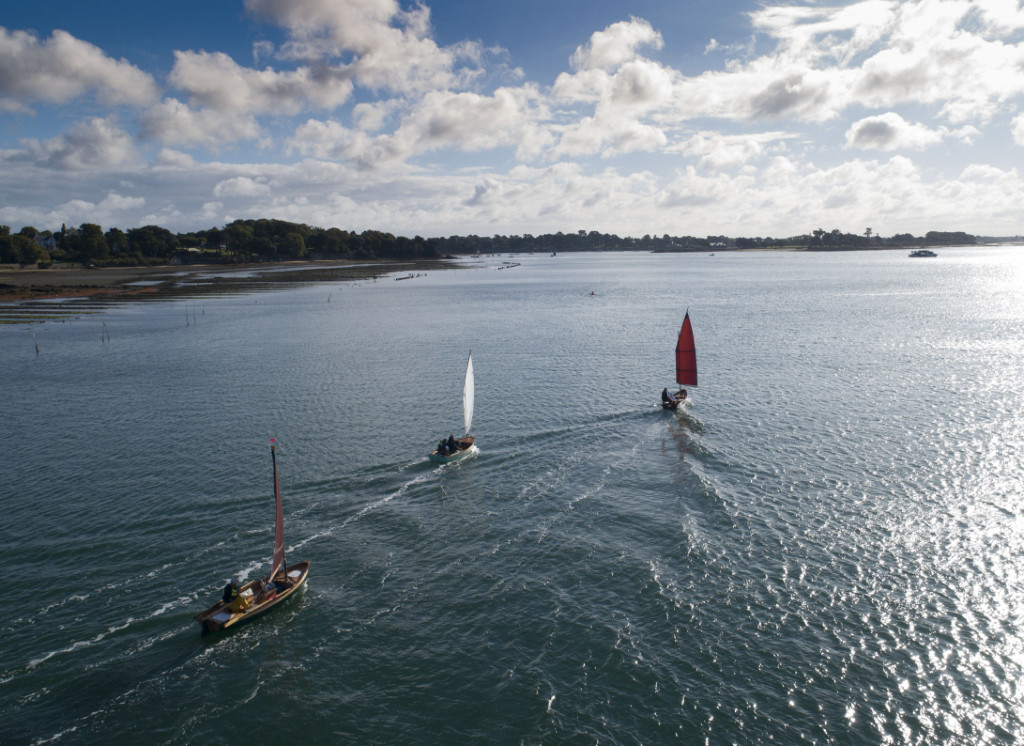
(195, 560), (310, 635)
(428, 436), (475, 463)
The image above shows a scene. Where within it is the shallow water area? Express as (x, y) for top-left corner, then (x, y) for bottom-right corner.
(3, 247), (1024, 744)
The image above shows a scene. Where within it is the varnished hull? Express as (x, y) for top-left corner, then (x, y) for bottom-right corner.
(428, 436), (475, 463)
(195, 560), (310, 634)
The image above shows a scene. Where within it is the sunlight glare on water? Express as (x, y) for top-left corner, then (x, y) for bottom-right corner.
(2, 247), (1024, 744)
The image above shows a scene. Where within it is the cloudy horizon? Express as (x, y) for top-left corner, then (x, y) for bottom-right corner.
(2, 0), (1024, 239)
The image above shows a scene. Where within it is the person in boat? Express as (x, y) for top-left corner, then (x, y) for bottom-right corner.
(223, 578), (250, 612)
(437, 439), (448, 455)
(661, 388), (671, 405)
(447, 434), (457, 452)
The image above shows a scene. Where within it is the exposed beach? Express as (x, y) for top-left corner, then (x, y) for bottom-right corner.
(0, 259), (440, 303)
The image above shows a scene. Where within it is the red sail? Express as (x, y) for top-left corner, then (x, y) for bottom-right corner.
(675, 312), (698, 386)
(270, 440), (286, 581)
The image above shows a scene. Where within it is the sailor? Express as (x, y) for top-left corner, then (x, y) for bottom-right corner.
(661, 388), (671, 404)
(438, 439), (448, 455)
(222, 580), (238, 604)
(447, 434), (457, 452)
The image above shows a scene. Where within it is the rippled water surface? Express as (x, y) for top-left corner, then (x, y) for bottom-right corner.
(3, 248), (1024, 744)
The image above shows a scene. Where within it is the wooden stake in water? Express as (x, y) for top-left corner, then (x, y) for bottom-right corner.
(32, 329), (39, 355)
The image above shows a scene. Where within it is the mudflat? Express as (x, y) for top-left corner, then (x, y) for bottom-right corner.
(0, 260), (393, 302)
(0, 265), (191, 299)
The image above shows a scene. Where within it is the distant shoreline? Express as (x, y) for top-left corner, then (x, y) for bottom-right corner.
(2, 243), (1018, 303)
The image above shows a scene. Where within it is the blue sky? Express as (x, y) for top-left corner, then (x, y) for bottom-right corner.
(2, 0), (1023, 238)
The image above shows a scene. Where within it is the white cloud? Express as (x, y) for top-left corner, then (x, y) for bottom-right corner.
(570, 18), (663, 71)
(6, 2), (1024, 238)
(243, 0), (483, 94)
(845, 112), (944, 150)
(743, 0), (1024, 125)
(1012, 113), (1024, 146)
(845, 112), (980, 150)
(213, 176), (272, 198)
(0, 28), (158, 110)
(23, 116), (140, 170)
(390, 87), (550, 158)
(288, 119), (361, 160)
(140, 98), (262, 148)
(168, 50), (355, 114)
(154, 148), (197, 168)
(677, 131), (794, 169)
(97, 192), (146, 212)
(290, 85), (552, 166)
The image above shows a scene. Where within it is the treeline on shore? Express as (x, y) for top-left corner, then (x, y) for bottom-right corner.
(0, 219), (981, 268)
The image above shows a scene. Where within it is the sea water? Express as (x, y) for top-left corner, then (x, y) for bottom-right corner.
(2, 248), (1024, 744)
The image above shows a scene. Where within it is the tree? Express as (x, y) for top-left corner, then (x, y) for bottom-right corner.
(281, 232), (307, 259)
(127, 225), (178, 259)
(225, 222), (255, 259)
(105, 227), (128, 255)
(74, 223), (110, 262)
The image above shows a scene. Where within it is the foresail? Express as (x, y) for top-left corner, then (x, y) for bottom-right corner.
(463, 353), (474, 435)
(675, 312), (698, 386)
(270, 440), (286, 580)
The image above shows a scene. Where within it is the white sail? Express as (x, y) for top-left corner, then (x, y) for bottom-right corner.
(462, 353), (474, 435)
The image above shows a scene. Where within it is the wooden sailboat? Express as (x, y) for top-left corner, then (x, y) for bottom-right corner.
(428, 352), (476, 463)
(661, 311), (697, 411)
(194, 440), (310, 635)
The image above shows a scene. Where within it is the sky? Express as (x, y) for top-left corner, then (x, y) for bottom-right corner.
(2, 0), (1024, 239)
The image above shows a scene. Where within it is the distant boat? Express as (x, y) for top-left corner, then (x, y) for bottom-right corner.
(194, 440), (310, 635)
(429, 353), (476, 462)
(661, 311), (697, 411)
(909, 249), (937, 257)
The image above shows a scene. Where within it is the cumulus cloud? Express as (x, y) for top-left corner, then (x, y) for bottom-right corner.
(845, 112), (979, 150)
(168, 50), (354, 114)
(288, 119), (361, 160)
(550, 21), (679, 158)
(7, 1), (1024, 237)
(140, 98), (262, 148)
(677, 131), (794, 170)
(154, 148), (197, 168)
(745, 0), (1024, 125)
(23, 116), (140, 170)
(845, 112), (944, 150)
(1013, 113), (1024, 146)
(213, 176), (272, 198)
(0, 28), (158, 110)
(243, 0), (482, 93)
(290, 85), (552, 167)
(390, 87), (549, 157)
(570, 18), (663, 71)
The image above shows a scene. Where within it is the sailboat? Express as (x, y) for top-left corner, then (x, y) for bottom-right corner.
(194, 439), (310, 635)
(428, 352), (476, 463)
(661, 311), (697, 411)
